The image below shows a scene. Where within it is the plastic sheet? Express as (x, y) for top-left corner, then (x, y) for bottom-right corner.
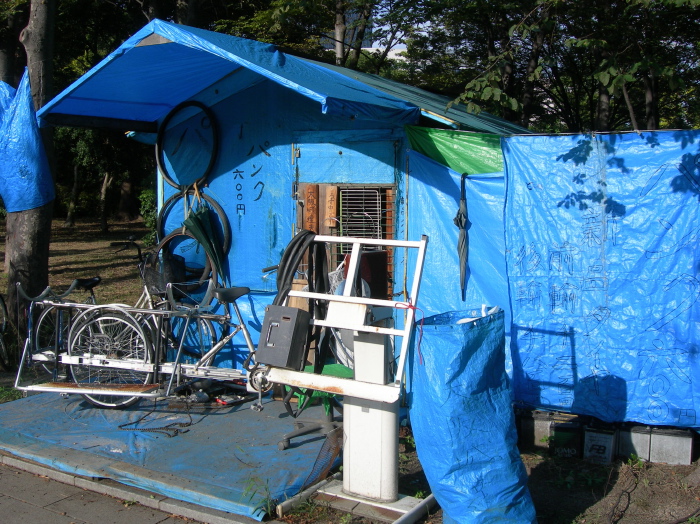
(405, 126), (504, 174)
(0, 393), (331, 521)
(0, 69), (54, 212)
(406, 151), (509, 322)
(503, 131), (700, 428)
(410, 310), (536, 523)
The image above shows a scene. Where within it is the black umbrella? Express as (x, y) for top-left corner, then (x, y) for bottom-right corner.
(453, 173), (470, 301)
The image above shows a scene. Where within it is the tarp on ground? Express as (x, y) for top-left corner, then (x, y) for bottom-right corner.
(0, 69), (54, 212)
(0, 393), (332, 520)
(411, 310), (536, 523)
(503, 130), (700, 429)
(405, 126), (504, 174)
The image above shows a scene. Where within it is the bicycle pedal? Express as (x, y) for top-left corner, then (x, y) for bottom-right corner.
(251, 402), (264, 412)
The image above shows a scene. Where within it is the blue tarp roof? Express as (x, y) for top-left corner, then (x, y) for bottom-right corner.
(38, 19), (419, 131)
(37, 19), (523, 135)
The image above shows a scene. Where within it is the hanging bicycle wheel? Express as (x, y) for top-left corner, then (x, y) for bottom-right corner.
(68, 306), (154, 409)
(156, 189), (231, 255)
(156, 101), (219, 189)
(152, 230), (218, 296)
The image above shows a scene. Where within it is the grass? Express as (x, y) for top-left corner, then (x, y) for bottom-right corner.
(0, 219), (151, 306)
(0, 386), (22, 403)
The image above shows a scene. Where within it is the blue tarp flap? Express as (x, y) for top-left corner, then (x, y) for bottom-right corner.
(37, 20), (419, 129)
(406, 150), (510, 323)
(0, 69), (55, 212)
(503, 131), (700, 428)
(0, 393), (332, 520)
(410, 310), (536, 523)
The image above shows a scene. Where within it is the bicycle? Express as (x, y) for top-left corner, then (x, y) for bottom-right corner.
(15, 275), (262, 410)
(32, 277), (102, 376)
(0, 293), (9, 370)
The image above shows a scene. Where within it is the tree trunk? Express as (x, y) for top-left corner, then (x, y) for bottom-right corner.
(7, 0), (56, 361)
(346, 4), (372, 71)
(334, 0), (346, 66)
(0, 9), (24, 86)
(100, 173), (113, 233)
(63, 164), (79, 228)
(520, 28), (545, 129)
(19, 0), (55, 111)
(596, 82), (610, 132)
(6, 202), (53, 362)
(643, 71), (659, 130)
(176, 0), (200, 26)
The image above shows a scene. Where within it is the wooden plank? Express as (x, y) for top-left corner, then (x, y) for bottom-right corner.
(303, 183), (319, 233)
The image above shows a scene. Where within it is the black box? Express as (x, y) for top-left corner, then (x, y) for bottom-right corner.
(256, 305), (310, 370)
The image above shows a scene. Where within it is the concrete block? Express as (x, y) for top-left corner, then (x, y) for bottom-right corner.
(650, 428), (694, 465)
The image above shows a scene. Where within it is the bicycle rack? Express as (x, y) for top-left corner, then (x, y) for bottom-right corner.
(264, 234), (429, 404)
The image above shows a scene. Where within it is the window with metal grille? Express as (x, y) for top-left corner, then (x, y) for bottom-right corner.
(295, 184), (396, 298)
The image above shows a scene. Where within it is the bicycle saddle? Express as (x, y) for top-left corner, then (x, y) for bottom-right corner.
(76, 276), (102, 291)
(213, 287), (250, 303)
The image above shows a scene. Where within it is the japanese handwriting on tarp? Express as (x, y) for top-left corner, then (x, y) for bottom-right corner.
(550, 282), (579, 314)
(231, 141), (271, 214)
(549, 242), (579, 275)
(515, 281), (542, 308)
(581, 208), (603, 246)
(515, 242), (542, 274)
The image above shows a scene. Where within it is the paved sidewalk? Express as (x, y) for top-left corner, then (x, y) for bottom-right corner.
(0, 454), (273, 524)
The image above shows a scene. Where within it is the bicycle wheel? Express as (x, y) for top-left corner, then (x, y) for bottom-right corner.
(0, 335), (8, 371)
(68, 306), (154, 409)
(152, 230), (218, 296)
(156, 189), (231, 255)
(0, 295), (7, 334)
(156, 101), (219, 189)
(168, 308), (216, 361)
(33, 305), (72, 375)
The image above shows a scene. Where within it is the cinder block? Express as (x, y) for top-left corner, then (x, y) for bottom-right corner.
(650, 428), (693, 465)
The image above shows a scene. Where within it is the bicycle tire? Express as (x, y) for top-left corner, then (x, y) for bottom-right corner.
(156, 189), (231, 255)
(152, 230), (218, 294)
(168, 309), (216, 360)
(0, 295), (7, 334)
(68, 306), (154, 409)
(156, 100), (219, 189)
(33, 304), (72, 374)
(0, 334), (9, 371)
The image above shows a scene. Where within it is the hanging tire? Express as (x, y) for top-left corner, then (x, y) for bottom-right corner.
(151, 230), (218, 297)
(156, 101), (219, 189)
(156, 189), (231, 255)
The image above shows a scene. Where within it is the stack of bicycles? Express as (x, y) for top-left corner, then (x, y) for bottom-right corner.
(14, 248), (265, 410)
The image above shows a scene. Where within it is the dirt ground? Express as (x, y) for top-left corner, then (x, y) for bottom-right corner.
(1, 220), (700, 523)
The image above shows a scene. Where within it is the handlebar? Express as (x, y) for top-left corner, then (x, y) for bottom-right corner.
(16, 280), (81, 303)
(110, 235), (142, 261)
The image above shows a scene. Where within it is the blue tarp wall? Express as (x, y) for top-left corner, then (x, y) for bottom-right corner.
(156, 78), (412, 367)
(504, 131), (700, 429)
(0, 69), (54, 212)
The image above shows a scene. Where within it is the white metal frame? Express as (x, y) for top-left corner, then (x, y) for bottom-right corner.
(264, 234), (428, 403)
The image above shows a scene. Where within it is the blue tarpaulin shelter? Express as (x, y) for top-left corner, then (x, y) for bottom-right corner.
(503, 131), (700, 429)
(32, 19), (534, 521)
(0, 69), (54, 212)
